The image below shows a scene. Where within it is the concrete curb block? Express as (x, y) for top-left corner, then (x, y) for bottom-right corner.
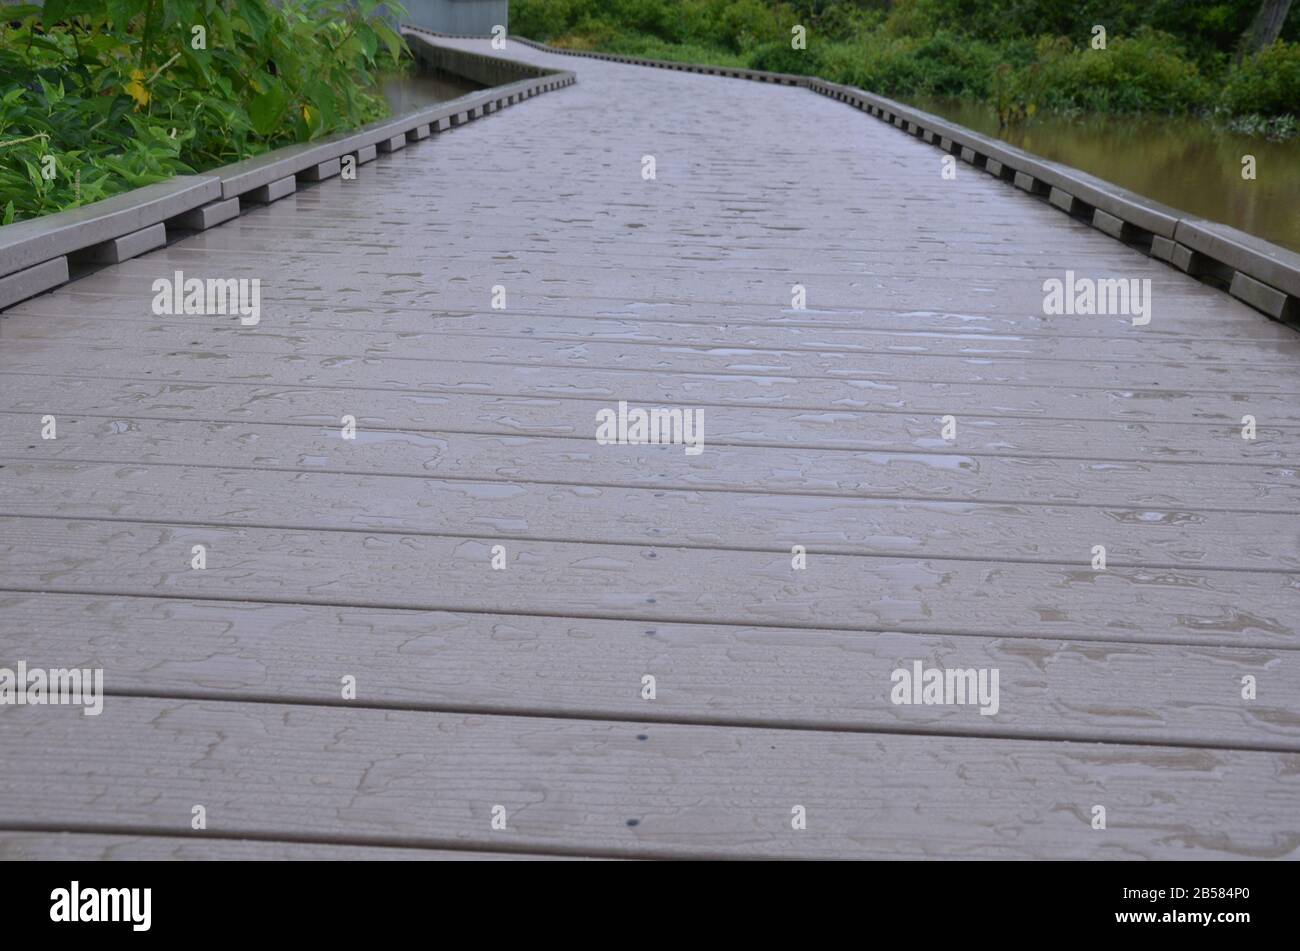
(0, 257), (69, 311)
(0, 31), (574, 312)
(0, 176), (218, 280)
(1049, 186), (1084, 216)
(1175, 218), (1300, 299)
(246, 175), (297, 204)
(167, 197), (240, 232)
(1014, 171), (1048, 196)
(1170, 243), (1202, 274)
(70, 222), (166, 265)
(1093, 208), (1142, 244)
(298, 158), (342, 182)
(1230, 271), (1296, 322)
(1150, 236), (1178, 263)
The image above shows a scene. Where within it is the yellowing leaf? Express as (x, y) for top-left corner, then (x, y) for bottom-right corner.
(125, 68), (150, 108)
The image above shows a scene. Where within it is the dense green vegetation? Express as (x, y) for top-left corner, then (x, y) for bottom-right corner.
(0, 1), (407, 223)
(512, 0), (1300, 135)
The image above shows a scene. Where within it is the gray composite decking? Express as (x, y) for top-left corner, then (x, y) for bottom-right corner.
(1, 36), (1299, 860)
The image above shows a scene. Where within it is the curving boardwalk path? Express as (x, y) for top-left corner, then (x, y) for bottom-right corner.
(1, 36), (1298, 860)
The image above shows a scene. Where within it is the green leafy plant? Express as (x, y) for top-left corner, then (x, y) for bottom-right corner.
(0, 0), (408, 222)
(1221, 38), (1300, 115)
(509, 0), (1296, 137)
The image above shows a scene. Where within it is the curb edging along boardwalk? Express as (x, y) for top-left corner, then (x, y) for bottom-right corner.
(475, 29), (1300, 328)
(0, 35), (575, 312)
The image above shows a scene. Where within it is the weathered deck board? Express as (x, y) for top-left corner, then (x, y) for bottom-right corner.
(7, 415), (1300, 511)
(1, 34), (1297, 859)
(4, 377), (1297, 464)
(10, 306), (1300, 367)
(2, 697), (1297, 859)
(59, 250), (1254, 303)
(0, 461), (1294, 571)
(3, 592), (1296, 750)
(26, 279), (1299, 345)
(5, 330), (1298, 393)
(0, 516), (1294, 647)
(8, 356), (1300, 426)
(0, 832), (577, 861)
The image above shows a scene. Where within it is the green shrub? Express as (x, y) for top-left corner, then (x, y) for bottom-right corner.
(746, 39), (820, 75)
(0, 0), (406, 223)
(1028, 29), (1211, 114)
(506, 0), (1296, 132)
(1221, 40), (1300, 116)
(908, 30), (1000, 97)
(718, 0), (782, 52)
(509, 0), (584, 41)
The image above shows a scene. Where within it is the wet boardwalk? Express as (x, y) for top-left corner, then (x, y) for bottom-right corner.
(1, 36), (1298, 860)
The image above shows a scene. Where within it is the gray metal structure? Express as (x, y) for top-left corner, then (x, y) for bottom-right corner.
(401, 0), (507, 35)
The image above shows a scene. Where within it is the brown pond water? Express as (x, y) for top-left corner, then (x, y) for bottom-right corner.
(903, 96), (1300, 253)
(376, 70), (484, 114)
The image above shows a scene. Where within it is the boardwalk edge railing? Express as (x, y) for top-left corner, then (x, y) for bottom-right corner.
(5, 28), (1296, 328)
(0, 33), (576, 312)
(492, 31), (1300, 328)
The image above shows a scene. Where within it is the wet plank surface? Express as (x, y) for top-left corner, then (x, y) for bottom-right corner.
(4, 696), (1298, 859)
(1, 36), (1298, 860)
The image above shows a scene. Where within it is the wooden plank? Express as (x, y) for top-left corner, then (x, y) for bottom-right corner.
(69, 226), (1193, 265)
(135, 219), (1203, 264)
(2, 375), (1294, 465)
(4, 329), (1295, 394)
(0, 832), (575, 861)
(1, 696), (1295, 859)
(23, 278), (1290, 343)
(51, 259), (1279, 338)
(8, 415), (1300, 513)
(7, 343), (1299, 426)
(0, 516), (1293, 647)
(98, 240), (1222, 285)
(3, 591), (1296, 750)
(8, 306), (1300, 367)
(0, 460), (1293, 571)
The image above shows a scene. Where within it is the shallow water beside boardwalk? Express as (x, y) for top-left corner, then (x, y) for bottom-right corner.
(905, 96), (1300, 253)
(376, 69), (485, 113)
